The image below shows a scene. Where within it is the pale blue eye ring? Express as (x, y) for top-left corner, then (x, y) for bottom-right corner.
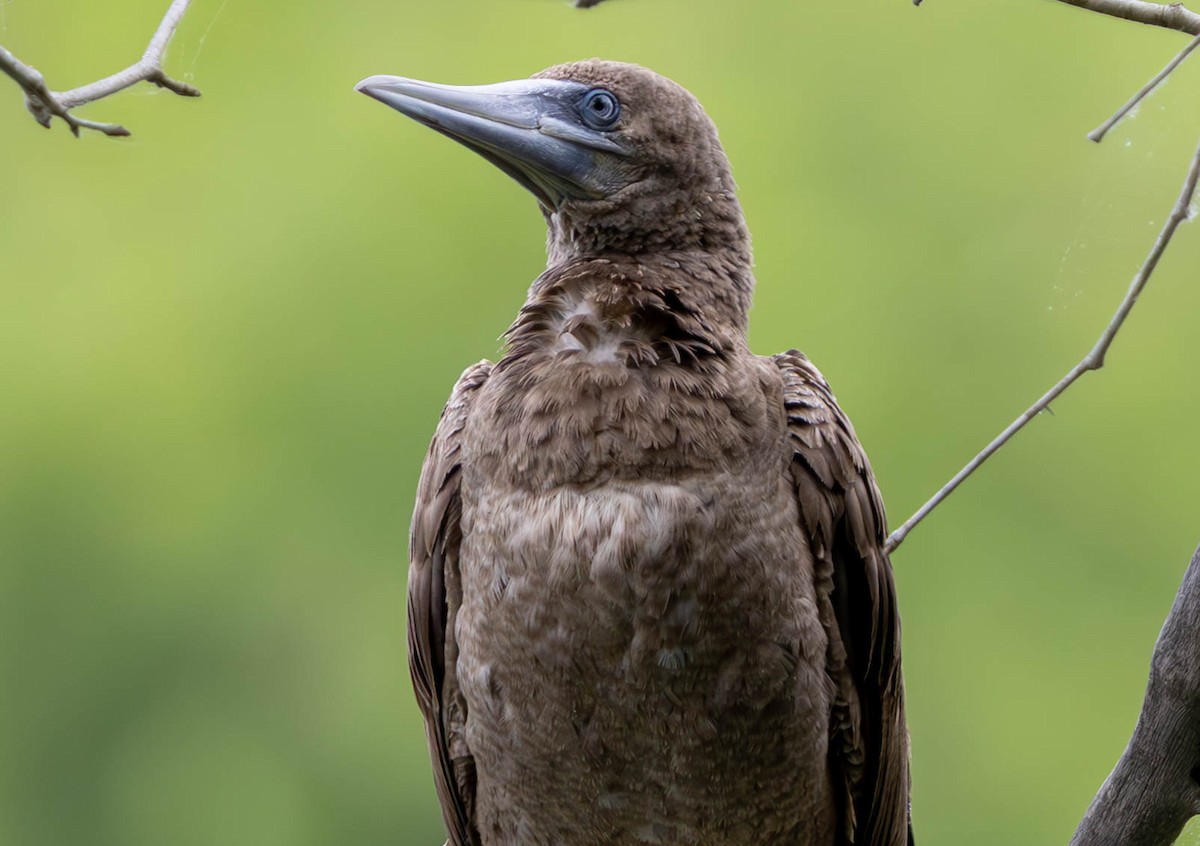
(580, 89), (621, 130)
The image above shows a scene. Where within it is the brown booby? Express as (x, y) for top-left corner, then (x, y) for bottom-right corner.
(357, 60), (912, 846)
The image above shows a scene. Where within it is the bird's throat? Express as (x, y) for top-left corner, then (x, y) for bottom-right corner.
(506, 253), (753, 372)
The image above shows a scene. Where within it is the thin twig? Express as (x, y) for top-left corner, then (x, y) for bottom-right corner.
(0, 0), (198, 137)
(1053, 0), (1200, 35)
(886, 139), (1200, 554)
(1089, 32), (1200, 142)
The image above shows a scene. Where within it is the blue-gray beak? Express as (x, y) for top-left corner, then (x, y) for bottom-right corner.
(356, 75), (628, 210)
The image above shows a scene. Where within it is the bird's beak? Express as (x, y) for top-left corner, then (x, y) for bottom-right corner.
(356, 74), (627, 210)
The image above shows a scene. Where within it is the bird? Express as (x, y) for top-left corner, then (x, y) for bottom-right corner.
(356, 60), (912, 846)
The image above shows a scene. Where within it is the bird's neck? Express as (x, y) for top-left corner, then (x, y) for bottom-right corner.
(544, 188), (752, 268)
(501, 252), (753, 372)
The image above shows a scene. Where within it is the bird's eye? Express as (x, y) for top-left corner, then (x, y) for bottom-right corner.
(580, 89), (621, 131)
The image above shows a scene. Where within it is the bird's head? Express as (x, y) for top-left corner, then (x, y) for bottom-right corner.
(357, 60), (749, 263)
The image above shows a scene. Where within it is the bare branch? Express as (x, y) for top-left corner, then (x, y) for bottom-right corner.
(1070, 542), (1200, 846)
(886, 139), (1200, 554)
(1053, 0), (1200, 35)
(585, 0), (1200, 22)
(0, 0), (198, 138)
(1089, 32), (1200, 142)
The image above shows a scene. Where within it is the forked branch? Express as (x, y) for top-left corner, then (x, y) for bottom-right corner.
(0, 0), (198, 137)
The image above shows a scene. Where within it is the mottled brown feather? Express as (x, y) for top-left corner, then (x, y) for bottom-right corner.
(773, 350), (910, 846)
(409, 361), (492, 846)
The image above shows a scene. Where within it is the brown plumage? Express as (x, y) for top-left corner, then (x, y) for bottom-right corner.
(359, 60), (912, 846)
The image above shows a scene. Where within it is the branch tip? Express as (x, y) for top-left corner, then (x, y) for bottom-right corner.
(1089, 32), (1200, 144)
(156, 75), (201, 97)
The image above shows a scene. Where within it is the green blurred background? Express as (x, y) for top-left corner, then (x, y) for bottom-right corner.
(3, 0), (1200, 843)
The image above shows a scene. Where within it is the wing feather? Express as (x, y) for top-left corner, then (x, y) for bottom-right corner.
(408, 361), (492, 846)
(772, 351), (912, 846)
